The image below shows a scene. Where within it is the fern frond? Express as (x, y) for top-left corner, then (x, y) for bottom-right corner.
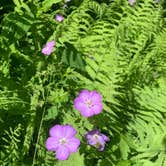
(0, 124), (22, 165)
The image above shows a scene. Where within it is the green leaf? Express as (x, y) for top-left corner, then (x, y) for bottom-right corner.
(56, 152), (85, 166)
(116, 160), (131, 166)
(1, 12), (33, 44)
(40, 0), (62, 13)
(57, 43), (86, 71)
(44, 106), (58, 121)
(119, 136), (130, 160)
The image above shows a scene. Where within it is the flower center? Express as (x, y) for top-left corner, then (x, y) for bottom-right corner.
(85, 99), (93, 108)
(93, 134), (102, 148)
(93, 134), (99, 139)
(59, 138), (67, 145)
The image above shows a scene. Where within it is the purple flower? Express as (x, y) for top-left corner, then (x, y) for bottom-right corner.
(42, 41), (55, 55)
(55, 14), (64, 22)
(46, 124), (80, 160)
(85, 129), (109, 151)
(74, 90), (103, 117)
(128, 0), (136, 5)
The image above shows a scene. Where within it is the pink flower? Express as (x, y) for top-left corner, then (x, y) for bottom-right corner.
(55, 14), (64, 22)
(74, 90), (103, 117)
(46, 125), (80, 160)
(42, 41), (55, 55)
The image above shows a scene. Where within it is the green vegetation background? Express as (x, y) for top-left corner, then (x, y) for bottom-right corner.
(0, 0), (166, 166)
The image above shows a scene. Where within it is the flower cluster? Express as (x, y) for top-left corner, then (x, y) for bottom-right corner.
(46, 90), (109, 160)
(42, 1), (109, 156)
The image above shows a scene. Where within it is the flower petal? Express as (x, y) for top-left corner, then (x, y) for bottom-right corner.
(47, 41), (55, 47)
(92, 103), (102, 115)
(46, 137), (59, 151)
(86, 129), (99, 135)
(56, 146), (70, 160)
(78, 90), (90, 101)
(97, 135), (106, 145)
(90, 91), (102, 102)
(98, 144), (105, 151)
(74, 98), (95, 117)
(67, 138), (80, 152)
(86, 135), (97, 145)
(74, 98), (87, 111)
(55, 14), (64, 22)
(49, 125), (64, 138)
(101, 134), (110, 142)
(63, 125), (77, 138)
(80, 107), (94, 117)
(95, 135), (106, 151)
(42, 41), (55, 55)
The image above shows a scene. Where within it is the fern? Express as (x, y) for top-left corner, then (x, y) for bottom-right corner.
(0, 0), (166, 165)
(0, 124), (22, 166)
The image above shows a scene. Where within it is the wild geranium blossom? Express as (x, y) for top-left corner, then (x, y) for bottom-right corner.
(128, 0), (136, 5)
(55, 14), (64, 22)
(74, 90), (103, 117)
(46, 125), (80, 160)
(42, 41), (55, 55)
(85, 129), (109, 151)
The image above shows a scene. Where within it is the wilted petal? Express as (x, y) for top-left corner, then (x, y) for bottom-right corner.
(97, 135), (106, 145)
(86, 135), (97, 145)
(67, 138), (80, 152)
(63, 125), (77, 138)
(85, 129), (100, 136)
(98, 143), (105, 151)
(85, 129), (109, 151)
(56, 146), (70, 160)
(101, 134), (110, 142)
(46, 137), (59, 151)
(49, 125), (64, 138)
